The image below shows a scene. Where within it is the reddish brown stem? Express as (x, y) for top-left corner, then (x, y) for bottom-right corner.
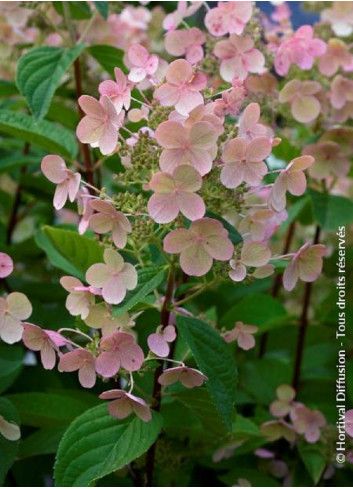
(6, 142), (30, 245)
(259, 221), (296, 357)
(73, 58), (94, 188)
(292, 225), (321, 390)
(145, 268), (175, 486)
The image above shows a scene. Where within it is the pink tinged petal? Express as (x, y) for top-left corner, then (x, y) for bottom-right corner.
(159, 148), (187, 174)
(279, 80), (302, 103)
(102, 276), (127, 305)
(68, 173), (81, 202)
(128, 44), (149, 67)
(86, 263), (111, 288)
(177, 192), (206, 221)
(0, 417), (21, 441)
(22, 323), (45, 351)
(270, 400), (291, 418)
(96, 350), (121, 377)
(298, 245), (325, 282)
(222, 137), (247, 164)
(221, 162), (245, 189)
(287, 172), (306, 196)
(148, 333), (169, 357)
(189, 122), (217, 150)
(99, 389), (124, 400)
(239, 103), (260, 133)
(128, 67), (147, 83)
(7, 292), (32, 320)
(174, 165), (202, 192)
(283, 259), (299, 292)
(290, 155), (315, 172)
(155, 121), (187, 149)
(0, 253), (13, 278)
(111, 225), (128, 249)
(58, 350), (84, 372)
(241, 242), (271, 267)
(98, 122), (118, 155)
(104, 248), (124, 270)
(78, 95), (105, 118)
(158, 367), (182, 386)
(166, 59), (193, 85)
(229, 262), (247, 282)
(76, 117), (104, 145)
(243, 160), (268, 186)
(119, 263), (138, 290)
(179, 368), (208, 388)
(119, 342), (144, 372)
(40, 341), (56, 370)
(253, 264), (275, 279)
(277, 384), (296, 402)
(245, 137), (272, 162)
(345, 410), (353, 437)
(148, 194), (180, 223)
(237, 332), (255, 351)
(41, 155), (67, 184)
(53, 182), (69, 210)
(180, 244), (213, 276)
(188, 148), (214, 175)
(149, 172), (175, 193)
(132, 400), (152, 422)
(108, 398), (133, 419)
(0, 315), (23, 344)
(163, 229), (194, 253)
(291, 95), (321, 123)
(245, 49), (265, 73)
(79, 362), (96, 388)
(163, 325), (176, 342)
(202, 235), (234, 262)
(154, 83), (180, 108)
(175, 90), (204, 116)
(89, 213), (114, 234)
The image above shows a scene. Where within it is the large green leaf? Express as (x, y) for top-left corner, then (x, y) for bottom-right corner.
(0, 344), (24, 394)
(94, 1), (108, 19)
(88, 45), (126, 76)
(0, 153), (39, 173)
(113, 266), (167, 316)
(0, 398), (20, 485)
(54, 404), (163, 487)
(0, 111), (77, 158)
(176, 316), (237, 430)
(6, 391), (99, 428)
(20, 426), (66, 459)
(171, 388), (229, 438)
(221, 293), (287, 331)
(298, 444), (326, 484)
(35, 226), (104, 280)
(17, 45), (84, 120)
(309, 189), (353, 231)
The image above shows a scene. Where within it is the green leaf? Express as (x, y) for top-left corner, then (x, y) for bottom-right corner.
(54, 404), (163, 487)
(94, 1), (108, 19)
(19, 426), (66, 459)
(171, 388), (229, 438)
(88, 45), (126, 76)
(176, 316), (237, 431)
(17, 45), (84, 120)
(6, 391), (99, 428)
(0, 344), (24, 394)
(0, 80), (18, 97)
(35, 226), (104, 280)
(0, 398), (20, 485)
(113, 266), (167, 316)
(309, 189), (353, 231)
(233, 414), (261, 438)
(0, 111), (77, 159)
(298, 444), (326, 484)
(54, 2), (92, 19)
(221, 293), (287, 331)
(0, 153), (39, 173)
(206, 211), (242, 245)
